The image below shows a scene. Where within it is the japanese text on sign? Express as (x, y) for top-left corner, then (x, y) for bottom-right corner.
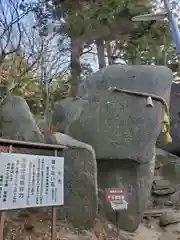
(105, 188), (125, 202)
(0, 152), (64, 210)
(105, 188), (128, 211)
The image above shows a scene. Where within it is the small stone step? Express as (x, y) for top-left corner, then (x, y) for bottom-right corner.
(152, 184), (180, 196)
(159, 210), (180, 226)
(153, 180), (171, 190)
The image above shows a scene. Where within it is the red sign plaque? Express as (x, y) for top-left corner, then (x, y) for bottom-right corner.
(105, 188), (125, 202)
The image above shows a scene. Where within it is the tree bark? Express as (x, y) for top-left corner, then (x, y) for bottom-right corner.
(68, 36), (84, 97)
(106, 41), (114, 65)
(96, 39), (106, 69)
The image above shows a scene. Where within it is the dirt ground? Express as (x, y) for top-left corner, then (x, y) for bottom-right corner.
(133, 223), (162, 240)
(3, 208), (179, 240)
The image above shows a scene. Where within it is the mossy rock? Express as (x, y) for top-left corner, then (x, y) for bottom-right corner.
(156, 155), (169, 166)
(156, 148), (180, 184)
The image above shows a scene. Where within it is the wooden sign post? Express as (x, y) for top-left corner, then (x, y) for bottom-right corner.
(105, 188), (128, 240)
(0, 138), (65, 240)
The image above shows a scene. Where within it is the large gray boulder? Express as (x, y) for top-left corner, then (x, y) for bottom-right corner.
(97, 153), (156, 232)
(53, 133), (98, 228)
(0, 95), (45, 155)
(37, 118), (57, 144)
(156, 148), (180, 185)
(157, 83), (180, 155)
(68, 65), (172, 163)
(52, 65), (173, 232)
(154, 148), (180, 207)
(0, 95), (44, 142)
(51, 97), (88, 133)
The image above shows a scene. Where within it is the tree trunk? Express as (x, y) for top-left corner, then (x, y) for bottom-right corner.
(106, 41), (114, 65)
(96, 39), (106, 69)
(40, 39), (49, 116)
(68, 36), (84, 97)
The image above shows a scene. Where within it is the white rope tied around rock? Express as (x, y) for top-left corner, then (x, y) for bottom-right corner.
(108, 86), (172, 144)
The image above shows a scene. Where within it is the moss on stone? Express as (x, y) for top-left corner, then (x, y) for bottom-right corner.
(156, 155), (169, 166)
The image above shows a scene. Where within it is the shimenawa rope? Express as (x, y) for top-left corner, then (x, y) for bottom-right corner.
(108, 86), (172, 144)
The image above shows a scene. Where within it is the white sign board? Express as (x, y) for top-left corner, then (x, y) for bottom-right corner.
(0, 152), (64, 210)
(110, 199), (128, 211)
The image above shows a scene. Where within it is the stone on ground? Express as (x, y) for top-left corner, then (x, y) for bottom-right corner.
(0, 95), (44, 142)
(152, 180), (171, 190)
(159, 211), (180, 226)
(68, 65), (172, 163)
(53, 132), (98, 229)
(155, 148), (180, 185)
(52, 65), (173, 232)
(51, 97), (87, 133)
(158, 232), (177, 240)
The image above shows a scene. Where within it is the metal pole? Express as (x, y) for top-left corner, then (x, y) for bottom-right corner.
(0, 212), (5, 240)
(0, 145), (12, 240)
(51, 149), (57, 240)
(163, 0), (169, 12)
(116, 211), (120, 240)
(0, 137), (65, 150)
